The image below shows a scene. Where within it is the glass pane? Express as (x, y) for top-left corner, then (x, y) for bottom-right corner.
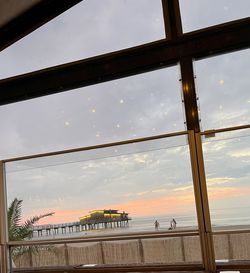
(202, 128), (250, 230)
(0, 66), (184, 159)
(195, 49), (250, 130)
(214, 233), (250, 264)
(180, 0), (250, 33)
(11, 235), (202, 268)
(6, 135), (198, 243)
(0, 0), (165, 79)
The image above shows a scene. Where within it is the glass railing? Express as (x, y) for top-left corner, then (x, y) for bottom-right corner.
(202, 126), (250, 267)
(10, 231), (201, 269)
(4, 132), (202, 270)
(213, 231), (250, 265)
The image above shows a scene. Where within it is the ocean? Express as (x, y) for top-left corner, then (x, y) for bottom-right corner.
(32, 207), (250, 240)
(32, 213), (196, 240)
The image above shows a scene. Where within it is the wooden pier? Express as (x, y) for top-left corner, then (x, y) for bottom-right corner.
(33, 209), (131, 237)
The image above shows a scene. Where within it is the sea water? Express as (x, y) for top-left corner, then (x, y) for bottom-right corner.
(32, 213), (197, 240)
(32, 206), (250, 240)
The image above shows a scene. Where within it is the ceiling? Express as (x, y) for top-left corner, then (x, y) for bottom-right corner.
(0, 0), (82, 51)
(0, 0), (41, 27)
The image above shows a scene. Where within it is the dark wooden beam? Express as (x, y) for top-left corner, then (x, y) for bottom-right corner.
(0, 0), (83, 51)
(0, 18), (249, 105)
(180, 58), (200, 132)
(162, 0), (183, 39)
(12, 264), (204, 273)
(217, 260), (250, 271)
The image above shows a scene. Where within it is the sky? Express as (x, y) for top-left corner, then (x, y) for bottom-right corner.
(0, 0), (250, 231)
(179, 0), (250, 32)
(6, 136), (197, 224)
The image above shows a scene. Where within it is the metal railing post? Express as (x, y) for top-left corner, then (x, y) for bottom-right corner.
(64, 243), (69, 266)
(138, 239), (145, 264)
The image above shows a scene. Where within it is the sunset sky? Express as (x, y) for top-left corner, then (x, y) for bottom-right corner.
(1, 1), (250, 229)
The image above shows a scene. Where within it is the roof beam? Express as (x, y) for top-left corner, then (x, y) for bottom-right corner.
(0, 18), (249, 105)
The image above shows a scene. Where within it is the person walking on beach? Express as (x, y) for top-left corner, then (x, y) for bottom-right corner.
(154, 220), (159, 230)
(168, 218), (177, 230)
(172, 218), (177, 229)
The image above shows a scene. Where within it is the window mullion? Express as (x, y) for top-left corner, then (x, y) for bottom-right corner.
(188, 131), (216, 273)
(0, 161), (9, 273)
(161, 0), (183, 39)
(180, 56), (216, 272)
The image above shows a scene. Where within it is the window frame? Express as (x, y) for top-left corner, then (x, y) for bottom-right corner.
(0, 1), (249, 272)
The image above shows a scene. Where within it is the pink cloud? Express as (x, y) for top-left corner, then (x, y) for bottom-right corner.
(28, 186), (250, 225)
(35, 192), (196, 224)
(27, 208), (90, 225)
(105, 192), (196, 217)
(208, 186), (250, 200)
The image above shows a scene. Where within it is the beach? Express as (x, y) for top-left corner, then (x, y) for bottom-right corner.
(31, 213), (198, 239)
(31, 208), (250, 239)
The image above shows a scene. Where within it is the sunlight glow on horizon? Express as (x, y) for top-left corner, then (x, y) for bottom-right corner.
(33, 184), (250, 225)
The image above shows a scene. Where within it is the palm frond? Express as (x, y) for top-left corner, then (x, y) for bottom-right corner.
(24, 212), (55, 239)
(8, 198), (56, 261)
(8, 198), (54, 241)
(24, 212), (55, 228)
(8, 198), (23, 241)
(8, 198), (23, 228)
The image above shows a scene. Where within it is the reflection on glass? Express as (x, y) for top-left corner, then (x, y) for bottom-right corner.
(202, 128), (250, 229)
(0, 66), (184, 159)
(0, 0), (165, 79)
(11, 235), (202, 268)
(180, 0), (250, 33)
(6, 135), (197, 244)
(195, 49), (250, 130)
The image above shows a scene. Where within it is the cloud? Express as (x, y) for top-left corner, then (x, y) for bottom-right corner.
(173, 185), (193, 192)
(133, 154), (148, 164)
(228, 149), (250, 158)
(35, 185), (250, 224)
(30, 208), (92, 225)
(26, 188), (196, 223)
(207, 176), (235, 186)
(202, 141), (228, 152)
(137, 191), (150, 196)
(122, 184), (183, 198)
(242, 159), (250, 163)
(151, 188), (167, 193)
(215, 109), (248, 123)
(208, 187), (250, 200)
(110, 191), (196, 217)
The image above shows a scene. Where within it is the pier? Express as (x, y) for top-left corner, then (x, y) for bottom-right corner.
(33, 209), (131, 237)
(33, 222), (81, 237)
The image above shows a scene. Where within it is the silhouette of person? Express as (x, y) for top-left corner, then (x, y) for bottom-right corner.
(172, 218), (177, 229)
(154, 220), (159, 230)
(169, 218), (177, 230)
